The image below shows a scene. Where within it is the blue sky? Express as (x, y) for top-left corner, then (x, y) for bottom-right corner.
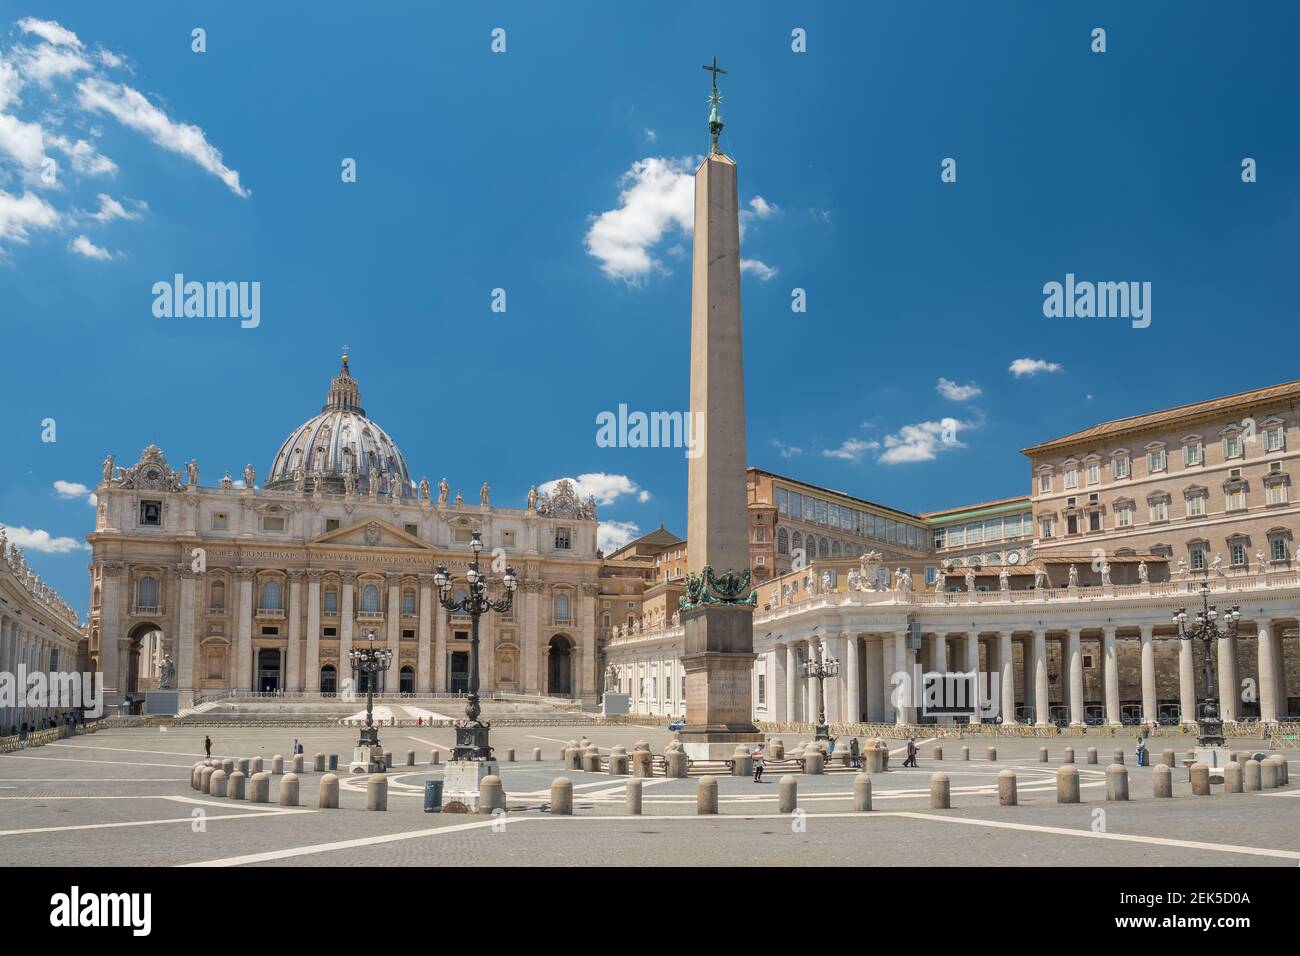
(1, 1), (1297, 617)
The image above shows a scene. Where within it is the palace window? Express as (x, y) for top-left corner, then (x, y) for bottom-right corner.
(1230, 543), (1247, 567)
(777, 528), (789, 555)
(1183, 442), (1203, 467)
(402, 590), (416, 615)
(211, 512), (228, 531)
(1271, 536), (1289, 562)
(1040, 518), (1054, 539)
(555, 527), (572, 550)
(1149, 499), (1169, 523)
(139, 500), (162, 527)
(819, 537), (830, 557)
(261, 515), (286, 533)
(1085, 462), (1100, 485)
(209, 581), (225, 611)
(1186, 495), (1205, 518)
(323, 589), (338, 614)
(757, 674), (766, 707)
(361, 584), (380, 612)
(260, 580), (282, 610)
(554, 593), (571, 623)
(1223, 434), (1243, 459)
(1112, 455), (1130, 479)
(1267, 483), (1287, 505)
(1225, 488), (1246, 511)
(1147, 448), (1166, 473)
(1038, 471), (1052, 494)
(1189, 547), (1205, 571)
(137, 576), (159, 608)
(1264, 425), (1285, 451)
(1064, 467), (1078, 490)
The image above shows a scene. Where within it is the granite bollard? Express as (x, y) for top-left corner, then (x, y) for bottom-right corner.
(998, 768), (1017, 806)
(431, 751), (440, 765)
(1224, 762), (1243, 793)
(1153, 764), (1173, 798)
(769, 739), (785, 760)
(406, 750), (415, 767)
(550, 778), (573, 815)
(366, 774), (387, 811)
(479, 775), (505, 814)
(803, 746), (824, 776)
(227, 770), (246, 800)
(1244, 758), (1262, 791)
(931, 772), (950, 809)
(1086, 747), (1098, 765)
(1039, 747), (1049, 763)
(200, 766), (215, 794)
(932, 746), (943, 761)
(279, 772), (300, 806)
(328, 754), (338, 770)
(251, 756), (263, 773)
(854, 773), (872, 812)
(272, 755), (284, 775)
(1106, 763), (1129, 801)
(210, 768), (228, 798)
(314, 753), (325, 772)
(221, 758), (235, 776)
(506, 748), (516, 763)
(698, 776), (719, 814)
(961, 746), (969, 761)
(1161, 749), (1176, 768)
(626, 779), (642, 815)
(191, 763), (204, 791)
(987, 747), (997, 761)
(1057, 765), (1080, 803)
(1190, 762), (1211, 795)
(383, 752), (393, 770)
(249, 771), (270, 803)
(1113, 749), (1124, 765)
(778, 775), (798, 813)
(1063, 747), (1075, 764)
(608, 746), (628, 775)
(664, 750), (688, 778)
(731, 745), (753, 777)
(1260, 757), (1279, 790)
(292, 754), (304, 774)
(319, 773), (339, 809)
(533, 748), (542, 761)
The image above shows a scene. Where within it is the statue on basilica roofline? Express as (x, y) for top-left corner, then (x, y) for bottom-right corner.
(343, 471), (355, 496)
(419, 477), (430, 501)
(1212, 553), (1224, 578)
(1099, 560), (1111, 587)
(895, 567), (913, 592)
(1033, 566), (1046, 590)
(454, 489), (463, 506)
(390, 477), (401, 501)
(964, 567), (976, 592)
(1138, 560), (1149, 584)
(438, 477), (450, 504)
(1068, 564), (1079, 588)
(527, 485), (538, 511)
(999, 567), (1010, 591)
(1257, 549), (1266, 571)
(243, 464), (256, 488)
(101, 454), (115, 482)
(481, 482), (491, 505)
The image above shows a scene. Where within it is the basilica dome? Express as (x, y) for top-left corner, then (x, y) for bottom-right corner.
(265, 353), (414, 497)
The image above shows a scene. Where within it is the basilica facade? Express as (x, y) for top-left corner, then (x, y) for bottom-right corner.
(86, 355), (604, 710)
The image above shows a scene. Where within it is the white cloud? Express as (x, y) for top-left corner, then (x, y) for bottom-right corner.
(1009, 358), (1063, 378)
(2, 524), (88, 553)
(771, 439), (802, 459)
(76, 78), (249, 197)
(69, 234), (112, 259)
(584, 156), (694, 282)
(53, 479), (91, 499)
(822, 438), (880, 462)
(598, 520), (641, 553)
(88, 192), (141, 222)
(747, 195), (778, 219)
(936, 377), (982, 401)
(878, 419), (967, 465)
(540, 473), (649, 507)
(50, 134), (116, 175)
(0, 188), (58, 245)
(740, 258), (777, 281)
(0, 110), (48, 169)
(643, 128), (656, 142)
(16, 18), (83, 49)
(0, 58), (21, 109)
(636, 489), (652, 503)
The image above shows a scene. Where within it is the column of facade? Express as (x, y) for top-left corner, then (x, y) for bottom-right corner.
(338, 573), (355, 694)
(1033, 628), (1049, 726)
(416, 575), (434, 693)
(285, 572), (302, 693)
(806, 638), (821, 724)
(1258, 620), (1278, 723)
(1139, 624), (1157, 725)
(879, 635), (896, 723)
(964, 632), (981, 723)
(1177, 630), (1197, 726)
(434, 583), (451, 693)
(305, 570), (322, 693)
(932, 632), (947, 673)
(1217, 628), (1238, 722)
(579, 584), (598, 701)
(385, 574), (401, 663)
(235, 568), (253, 693)
(1271, 625), (1287, 717)
(771, 644), (787, 722)
(845, 634), (861, 724)
(825, 633), (845, 723)
(176, 567), (196, 697)
(99, 564), (124, 707)
(1066, 628), (1084, 726)
(521, 581), (541, 694)
(864, 637), (883, 722)
(998, 631), (1015, 725)
(784, 643), (799, 721)
(1102, 625), (1120, 726)
(0, 619), (10, 729)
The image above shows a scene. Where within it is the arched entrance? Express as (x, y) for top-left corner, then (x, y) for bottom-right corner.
(320, 665), (337, 695)
(257, 648), (281, 693)
(125, 622), (165, 696)
(399, 666), (415, 694)
(548, 635), (574, 697)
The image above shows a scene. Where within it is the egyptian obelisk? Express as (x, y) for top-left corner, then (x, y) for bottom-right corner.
(678, 58), (764, 760)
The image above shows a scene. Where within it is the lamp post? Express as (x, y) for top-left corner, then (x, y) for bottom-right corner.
(348, 626), (392, 771)
(1172, 584), (1241, 748)
(434, 530), (517, 762)
(802, 643), (840, 741)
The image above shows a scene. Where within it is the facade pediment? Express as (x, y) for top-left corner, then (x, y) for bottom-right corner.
(308, 518), (433, 551)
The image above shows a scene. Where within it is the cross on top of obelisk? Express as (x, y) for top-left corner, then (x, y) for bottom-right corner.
(701, 56), (727, 152)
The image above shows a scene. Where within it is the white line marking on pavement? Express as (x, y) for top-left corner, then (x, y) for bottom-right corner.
(0, 754), (188, 769)
(527, 734), (574, 746)
(182, 817), (503, 867)
(46, 742), (214, 759)
(404, 736), (451, 751)
(0, 805), (312, 837)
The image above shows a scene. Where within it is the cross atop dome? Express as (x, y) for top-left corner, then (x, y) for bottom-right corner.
(325, 350), (364, 415)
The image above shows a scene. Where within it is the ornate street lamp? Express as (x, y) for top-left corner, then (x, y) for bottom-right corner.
(434, 530), (517, 762)
(802, 643), (840, 741)
(348, 626), (392, 772)
(1172, 584), (1241, 748)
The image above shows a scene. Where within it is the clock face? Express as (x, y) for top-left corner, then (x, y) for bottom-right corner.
(1007, 550), (1021, 565)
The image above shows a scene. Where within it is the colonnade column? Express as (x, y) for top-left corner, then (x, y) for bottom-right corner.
(177, 566), (196, 696)
(895, 629), (914, 725)
(236, 568), (253, 693)
(784, 643), (799, 722)
(1033, 628), (1049, 726)
(1258, 620), (1278, 723)
(806, 639), (821, 724)
(845, 634), (861, 724)
(825, 634), (844, 723)
(1139, 624), (1156, 725)
(1102, 625), (1120, 726)
(1066, 628), (1084, 726)
(865, 638), (884, 722)
(385, 574), (401, 662)
(99, 563), (123, 707)
(305, 570), (322, 693)
(965, 632), (981, 723)
(1217, 630), (1238, 723)
(998, 631), (1016, 724)
(338, 573), (355, 691)
(1177, 630), (1197, 726)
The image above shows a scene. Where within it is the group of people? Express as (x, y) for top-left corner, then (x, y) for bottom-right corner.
(6, 712), (81, 742)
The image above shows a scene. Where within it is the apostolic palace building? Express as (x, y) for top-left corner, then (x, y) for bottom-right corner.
(6, 356), (1297, 731)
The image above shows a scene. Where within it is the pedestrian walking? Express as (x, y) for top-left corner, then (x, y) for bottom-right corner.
(849, 737), (861, 769)
(903, 735), (918, 768)
(752, 744), (766, 783)
(204, 735), (212, 758)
